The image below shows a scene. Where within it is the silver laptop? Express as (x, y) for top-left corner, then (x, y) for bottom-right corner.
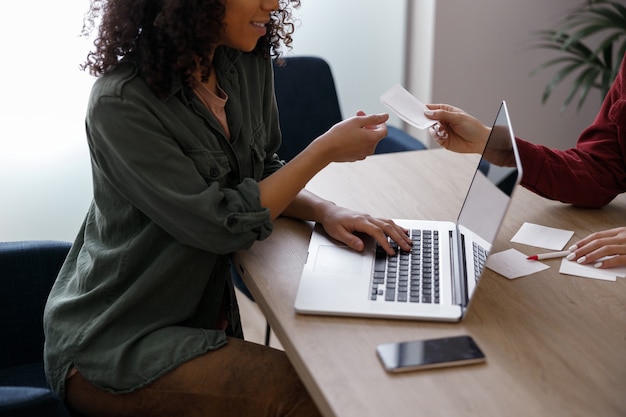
(294, 101), (522, 321)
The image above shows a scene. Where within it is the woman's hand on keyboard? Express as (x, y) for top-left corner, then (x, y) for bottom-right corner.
(318, 205), (412, 255)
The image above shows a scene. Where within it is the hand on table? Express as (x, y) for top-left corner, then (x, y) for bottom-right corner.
(567, 227), (626, 268)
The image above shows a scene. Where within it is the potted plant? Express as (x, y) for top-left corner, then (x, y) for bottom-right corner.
(531, 0), (626, 111)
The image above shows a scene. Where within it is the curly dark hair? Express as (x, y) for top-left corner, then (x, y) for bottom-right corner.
(81, 0), (300, 97)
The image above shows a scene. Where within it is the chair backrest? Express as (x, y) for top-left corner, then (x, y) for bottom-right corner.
(273, 56), (343, 162)
(0, 241), (71, 369)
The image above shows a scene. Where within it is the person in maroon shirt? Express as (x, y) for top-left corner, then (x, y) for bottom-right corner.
(423, 53), (626, 270)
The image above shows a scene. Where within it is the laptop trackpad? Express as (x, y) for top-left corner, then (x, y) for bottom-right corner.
(313, 245), (365, 275)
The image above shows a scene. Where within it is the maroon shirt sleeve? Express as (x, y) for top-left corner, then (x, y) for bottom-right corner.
(517, 54), (626, 208)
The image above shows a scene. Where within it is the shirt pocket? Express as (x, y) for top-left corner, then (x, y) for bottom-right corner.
(183, 148), (231, 186)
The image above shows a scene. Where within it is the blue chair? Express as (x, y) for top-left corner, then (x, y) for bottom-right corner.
(0, 240), (79, 417)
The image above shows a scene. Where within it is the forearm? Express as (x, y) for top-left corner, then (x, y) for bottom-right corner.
(517, 138), (623, 207)
(258, 140), (331, 220)
(281, 189), (336, 222)
(258, 112), (390, 219)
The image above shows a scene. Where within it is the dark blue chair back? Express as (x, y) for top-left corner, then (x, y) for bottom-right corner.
(0, 241), (76, 417)
(273, 56), (344, 162)
(0, 241), (70, 374)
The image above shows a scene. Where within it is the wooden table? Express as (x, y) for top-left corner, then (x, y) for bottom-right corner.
(234, 149), (626, 417)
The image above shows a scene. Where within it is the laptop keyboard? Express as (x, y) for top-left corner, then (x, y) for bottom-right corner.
(371, 229), (440, 304)
(472, 241), (488, 282)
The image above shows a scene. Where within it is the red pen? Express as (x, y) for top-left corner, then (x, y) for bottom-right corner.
(527, 250), (571, 261)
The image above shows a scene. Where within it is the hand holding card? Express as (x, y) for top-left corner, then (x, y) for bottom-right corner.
(380, 84), (437, 130)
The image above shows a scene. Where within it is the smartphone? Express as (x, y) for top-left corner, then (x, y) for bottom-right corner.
(376, 335), (486, 373)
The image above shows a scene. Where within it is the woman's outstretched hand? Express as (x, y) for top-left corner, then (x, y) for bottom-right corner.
(424, 104), (491, 154)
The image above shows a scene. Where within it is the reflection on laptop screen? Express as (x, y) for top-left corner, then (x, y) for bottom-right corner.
(457, 102), (520, 246)
(454, 102), (522, 309)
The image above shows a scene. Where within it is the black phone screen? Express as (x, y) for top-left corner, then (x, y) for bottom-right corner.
(376, 335), (486, 372)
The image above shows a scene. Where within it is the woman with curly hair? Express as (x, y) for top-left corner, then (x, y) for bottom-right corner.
(43, 0), (411, 416)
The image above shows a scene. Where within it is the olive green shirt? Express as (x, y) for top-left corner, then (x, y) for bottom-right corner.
(43, 47), (283, 397)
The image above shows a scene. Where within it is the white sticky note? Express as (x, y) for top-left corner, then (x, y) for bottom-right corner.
(486, 248), (550, 279)
(593, 256), (626, 278)
(559, 258), (617, 281)
(510, 222), (574, 251)
(380, 84), (437, 130)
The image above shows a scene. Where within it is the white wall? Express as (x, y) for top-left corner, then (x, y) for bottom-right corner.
(0, 2), (94, 242)
(428, 0), (599, 150)
(287, 1), (407, 126)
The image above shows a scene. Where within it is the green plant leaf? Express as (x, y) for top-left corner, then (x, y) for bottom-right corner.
(563, 25), (615, 51)
(562, 66), (600, 111)
(587, 4), (626, 27)
(610, 1), (626, 21)
(531, 31), (594, 59)
(542, 61), (583, 103)
(531, 0), (626, 111)
(591, 32), (621, 63)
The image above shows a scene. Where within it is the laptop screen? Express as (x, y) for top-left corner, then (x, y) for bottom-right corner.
(455, 101), (522, 304)
(457, 101), (521, 245)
